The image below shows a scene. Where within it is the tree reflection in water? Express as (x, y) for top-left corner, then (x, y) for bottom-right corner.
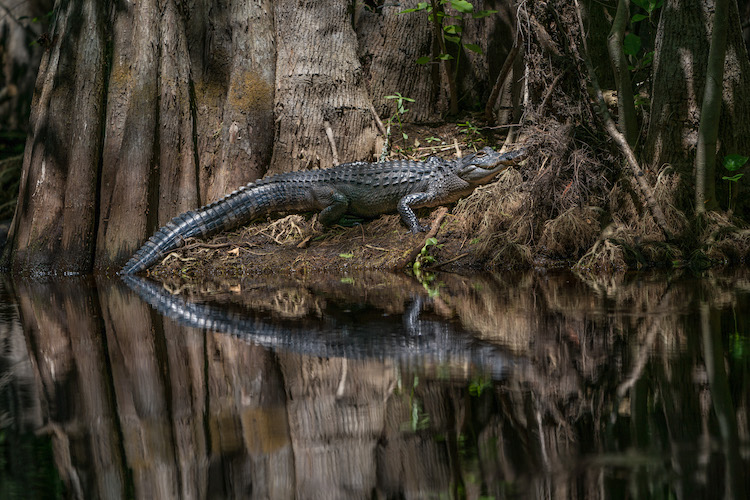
(0, 271), (748, 499)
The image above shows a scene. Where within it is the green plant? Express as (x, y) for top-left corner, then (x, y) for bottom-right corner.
(721, 154), (747, 211)
(412, 237), (441, 297)
(623, 0), (662, 84)
(398, 375), (431, 431)
(728, 307), (749, 360)
(401, 1), (495, 63)
(630, 0), (663, 23)
(457, 120), (484, 146)
(384, 93), (415, 154)
(468, 376), (491, 397)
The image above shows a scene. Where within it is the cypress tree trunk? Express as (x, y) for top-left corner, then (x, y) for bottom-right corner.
(644, 0), (750, 216)
(5, 0), (108, 274)
(356, 0), (446, 123)
(5, 0), (378, 274)
(268, 0), (378, 173)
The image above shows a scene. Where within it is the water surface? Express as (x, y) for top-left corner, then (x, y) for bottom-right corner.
(0, 270), (748, 499)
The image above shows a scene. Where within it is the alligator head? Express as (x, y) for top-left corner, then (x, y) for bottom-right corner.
(455, 146), (527, 185)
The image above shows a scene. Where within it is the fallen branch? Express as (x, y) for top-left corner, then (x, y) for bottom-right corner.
(538, 70), (565, 116)
(429, 252), (469, 269)
(367, 99), (387, 136)
(394, 207), (448, 270)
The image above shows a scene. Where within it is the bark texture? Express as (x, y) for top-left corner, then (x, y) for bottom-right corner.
(269, 0), (378, 173)
(7, 0), (107, 273)
(186, 0), (276, 204)
(645, 0), (750, 216)
(356, 0), (445, 123)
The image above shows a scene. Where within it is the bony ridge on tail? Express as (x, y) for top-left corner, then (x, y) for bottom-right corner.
(120, 146), (527, 274)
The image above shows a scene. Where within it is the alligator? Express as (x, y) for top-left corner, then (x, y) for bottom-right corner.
(121, 146), (527, 274)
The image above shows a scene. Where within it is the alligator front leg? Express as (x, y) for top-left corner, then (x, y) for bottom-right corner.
(397, 192), (433, 233)
(318, 191), (350, 226)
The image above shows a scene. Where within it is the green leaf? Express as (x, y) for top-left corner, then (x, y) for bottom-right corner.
(623, 33), (641, 56)
(450, 0), (474, 13)
(630, 13), (648, 22)
(444, 34), (461, 44)
(340, 277), (355, 284)
(399, 2), (429, 14)
(428, 11), (444, 23)
(631, 0), (649, 10)
(463, 43), (483, 54)
(472, 9), (498, 18)
(438, 53), (455, 60)
(723, 154), (749, 171)
(425, 237), (438, 246)
(402, 132), (409, 140)
(443, 24), (462, 34)
(339, 253), (354, 259)
(646, 0), (664, 14)
(722, 174), (744, 182)
(416, 56), (432, 64)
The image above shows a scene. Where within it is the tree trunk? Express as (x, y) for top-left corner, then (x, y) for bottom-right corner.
(645, 0), (750, 216)
(268, 0), (379, 173)
(695, 0), (729, 213)
(606, 0), (637, 147)
(5, 0), (108, 274)
(186, 0), (276, 204)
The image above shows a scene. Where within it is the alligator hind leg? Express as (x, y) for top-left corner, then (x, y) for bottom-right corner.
(318, 192), (350, 226)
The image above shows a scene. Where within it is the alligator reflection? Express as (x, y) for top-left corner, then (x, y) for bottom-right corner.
(1, 271), (749, 499)
(122, 275), (522, 379)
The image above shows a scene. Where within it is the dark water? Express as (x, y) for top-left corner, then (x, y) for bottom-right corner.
(0, 269), (748, 499)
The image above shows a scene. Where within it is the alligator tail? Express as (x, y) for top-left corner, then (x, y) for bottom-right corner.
(120, 181), (288, 274)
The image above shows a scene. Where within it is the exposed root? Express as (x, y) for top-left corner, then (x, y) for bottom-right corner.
(573, 237), (627, 275)
(538, 206), (601, 258)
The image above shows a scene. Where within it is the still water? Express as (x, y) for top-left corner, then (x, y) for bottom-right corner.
(0, 269), (748, 499)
